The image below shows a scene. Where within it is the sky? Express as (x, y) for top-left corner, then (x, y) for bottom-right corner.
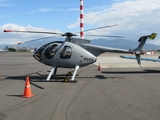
(0, 0), (160, 45)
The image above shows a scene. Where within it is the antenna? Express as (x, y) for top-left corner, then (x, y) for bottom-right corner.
(80, 0), (84, 39)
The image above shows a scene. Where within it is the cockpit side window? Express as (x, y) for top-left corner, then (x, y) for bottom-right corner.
(45, 44), (58, 59)
(60, 46), (72, 59)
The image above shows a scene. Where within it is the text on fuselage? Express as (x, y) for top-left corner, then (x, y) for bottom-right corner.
(84, 58), (94, 61)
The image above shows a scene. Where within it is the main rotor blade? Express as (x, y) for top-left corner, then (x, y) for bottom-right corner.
(4, 30), (63, 35)
(18, 36), (56, 45)
(86, 35), (124, 38)
(80, 24), (119, 33)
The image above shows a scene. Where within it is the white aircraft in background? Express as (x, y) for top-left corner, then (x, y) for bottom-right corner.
(120, 55), (160, 62)
(0, 48), (8, 53)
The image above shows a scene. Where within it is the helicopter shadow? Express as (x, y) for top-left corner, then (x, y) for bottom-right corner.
(35, 71), (114, 80)
(4, 69), (69, 82)
(76, 75), (116, 80)
(5, 73), (116, 83)
(94, 75), (115, 79)
(5, 74), (69, 90)
(5, 75), (66, 82)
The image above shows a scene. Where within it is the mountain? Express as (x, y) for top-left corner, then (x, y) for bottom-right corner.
(0, 38), (160, 51)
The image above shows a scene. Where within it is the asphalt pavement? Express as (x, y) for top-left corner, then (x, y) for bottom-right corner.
(0, 52), (160, 120)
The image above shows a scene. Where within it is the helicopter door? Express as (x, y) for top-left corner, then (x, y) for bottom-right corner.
(60, 46), (72, 59)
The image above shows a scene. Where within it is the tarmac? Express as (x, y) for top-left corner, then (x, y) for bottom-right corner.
(0, 52), (160, 120)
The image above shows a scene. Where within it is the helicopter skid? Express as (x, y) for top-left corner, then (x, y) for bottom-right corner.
(46, 65), (79, 82)
(69, 80), (78, 83)
(70, 65), (79, 81)
(63, 65), (79, 83)
(63, 77), (78, 83)
(46, 66), (57, 81)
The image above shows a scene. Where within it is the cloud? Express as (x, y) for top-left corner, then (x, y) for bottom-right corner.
(112, 0), (128, 2)
(0, 0), (7, 1)
(68, 0), (160, 44)
(38, 8), (53, 12)
(0, 4), (13, 6)
(0, 0), (15, 6)
(1, 0), (160, 46)
(67, 21), (79, 29)
(26, 7), (77, 15)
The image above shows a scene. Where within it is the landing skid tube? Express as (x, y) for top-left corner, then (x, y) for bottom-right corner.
(46, 66), (79, 83)
(46, 66), (57, 81)
(64, 65), (79, 83)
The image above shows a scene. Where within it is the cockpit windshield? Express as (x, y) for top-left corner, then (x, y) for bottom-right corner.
(45, 44), (59, 59)
(33, 41), (63, 62)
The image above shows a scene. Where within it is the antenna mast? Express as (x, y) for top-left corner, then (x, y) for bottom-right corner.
(80, 0), (84, 39)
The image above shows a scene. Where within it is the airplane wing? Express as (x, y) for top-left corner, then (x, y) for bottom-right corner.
(120, 55), (160, 62)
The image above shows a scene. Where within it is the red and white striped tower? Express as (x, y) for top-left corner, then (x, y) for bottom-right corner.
(80, 0), (84, 39)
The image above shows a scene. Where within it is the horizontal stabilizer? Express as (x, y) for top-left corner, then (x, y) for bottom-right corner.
(133, 33), (157, 52)
(138, 33), (157, 42)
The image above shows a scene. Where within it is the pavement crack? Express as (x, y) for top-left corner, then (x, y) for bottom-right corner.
(0, 112), (7, 120)
(65, 79), (93, 120)
(50, 86), (65, 120)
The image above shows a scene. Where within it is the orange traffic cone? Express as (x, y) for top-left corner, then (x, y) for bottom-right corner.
(21, 76), (34, 98)
(98, 63), (101, 71)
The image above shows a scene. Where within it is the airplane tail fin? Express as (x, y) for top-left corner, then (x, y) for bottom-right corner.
(130, 33), (157, 66)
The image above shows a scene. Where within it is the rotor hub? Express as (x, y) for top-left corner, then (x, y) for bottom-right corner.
(62, 32), (77, 37)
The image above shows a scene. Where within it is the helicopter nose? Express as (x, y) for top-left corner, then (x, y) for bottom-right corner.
(94, 57), (97, 62)
(33, 53), (43, 63)
(93, 56), (97, 63)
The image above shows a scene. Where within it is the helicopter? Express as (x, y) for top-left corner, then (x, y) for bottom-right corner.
(3, 27), (157, 82)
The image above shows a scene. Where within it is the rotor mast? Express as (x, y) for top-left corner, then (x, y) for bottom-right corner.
(80, 0), (84, 39)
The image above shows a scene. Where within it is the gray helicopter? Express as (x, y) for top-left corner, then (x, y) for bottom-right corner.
(4, 28), (156, 82)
